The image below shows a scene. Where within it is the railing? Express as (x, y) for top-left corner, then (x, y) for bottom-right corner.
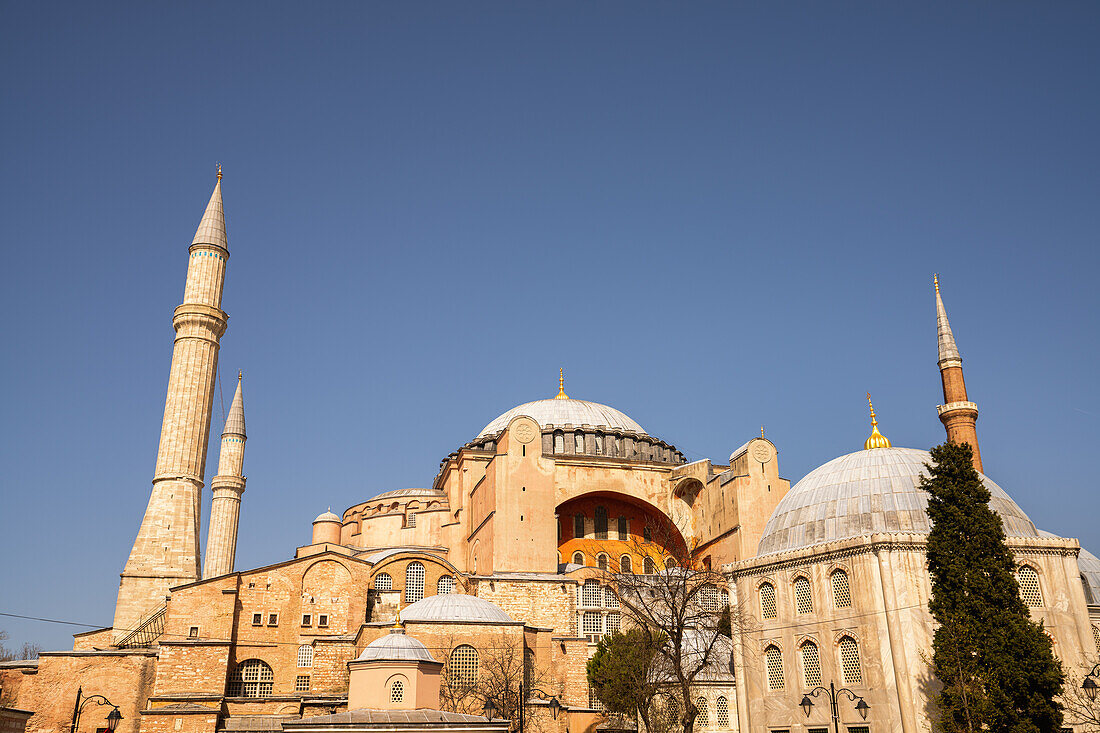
(116, 603), (167, 649)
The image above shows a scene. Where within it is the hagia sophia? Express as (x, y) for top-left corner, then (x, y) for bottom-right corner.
(1, 174), (1098, 733)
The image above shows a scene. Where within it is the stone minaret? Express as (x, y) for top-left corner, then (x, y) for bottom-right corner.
(934, 274), (982, 473)
(203, 371), (247, 578)
(114, 171), (230, 636)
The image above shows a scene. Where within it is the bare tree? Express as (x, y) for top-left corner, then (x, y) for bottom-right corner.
(1062, 669), (1100, 733)
(439, 632), (555, 733)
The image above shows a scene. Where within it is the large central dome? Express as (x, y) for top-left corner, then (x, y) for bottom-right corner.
(477, 397), (646, 439)
(757, 447), (1039, 556)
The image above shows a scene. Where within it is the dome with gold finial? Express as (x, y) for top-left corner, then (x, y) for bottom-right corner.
(864, 393), (892, 450)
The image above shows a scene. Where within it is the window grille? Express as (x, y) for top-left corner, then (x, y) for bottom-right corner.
(573, 551), (585, 566)
(437, 575), (455, 594)
(554, 431), (564, 453)
(582, 580), (602, 607)
(808, 729), (830, 733)
(620, 555), (633, 574)
(617, 515), (628, 539)
(720, 590), (729, 609)
(405, 562), (425, 603)
(301, 614), (312, 626)
(574, 514), (585, 539)
(524, 648), (535, 691)
(374, 573), (392, 590)
(695, 698), (708, 730)
(606, 612), (620, 633)
(595, 507), (608, 539)
(764, 646), (784, 690)
(663, 697), (681, 729)
(831, 570), (851, 608)
(1018, 566), (1043, 606)
(575, 432), (585, 453)
(188, 626), (199, 639)
(227, 659), (274, 697)
(800, 641), (821, 687)
(604, 586), (619, 608)
(666, 557), (678, 569)
(390, 679), (405, 702)
(715, 697), (729, 728)
(589, 681), (605, 711)
(847, 728), (870, 733)
(701, 585), (720, 612)
(793, 577), (813, 614)
(594, 433), (603, 455)
(582, 611), (602, 635)
(643, 525), (653, 542)
(643, 557), (656, 574)
(839, 637), (862, 685)
(1092, 624), (1100, 654)
(760, 582), (777, 619)
(297, 644), (314, 668)
(598, 554), (609, 572)
(405, 512), (416, 528)
(267, 613), (279, 626)
(251, 612), (262, 626)
(295, 674), (310, 692)
(318, 614), (328, 627)
(448, 645), (479, 687)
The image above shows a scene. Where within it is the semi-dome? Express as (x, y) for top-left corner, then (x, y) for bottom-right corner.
(477, 398), (645, 439)
(357, 628), (438, 663)
(400, 594), (514, 624)
(757, 446), (1039, 556)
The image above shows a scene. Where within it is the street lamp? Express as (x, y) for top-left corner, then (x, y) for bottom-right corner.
(548, 697), (562, 721)
(1082, 663), (1100, 702)
(800, 682), (869, 733)
(70, 687), (122, 733)
(483, 697), (499, 721)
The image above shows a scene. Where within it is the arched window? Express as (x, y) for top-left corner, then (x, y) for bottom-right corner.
(297, 644), (314, 668)
(617, 515), (628, 539)
(620, 555), (633, 574)
(227, 659), (274, 697)
(831, 569), (852, 608)
(700, 585), (720, 612)
(759, 582), (777, 619)
(643, 556), (656, 574)
(448, 645), (479, 688)
(764, 646), (784, 691)
(694, 697), (708, 729)
(594, 432), (604, 455)
(594, 506), (608, 539)
(665, 557), (678, 570)
(715, 697), (729, 728)
(839, 636), (862, 685)
(524, 648), (536, 691)
(572, 551), (585, 566)
(437, 575), (455, 594)
(405, 561), (425, 603)
(597, 553), (609, 571)
(553, 431), (564, 454)
(604, 586), (619, 609)
(374, 572), (392, 590)
(574, 514), (585, 539)
(575, 431), (584, 453)
(582, 580), (601, 607)
(390, 678), (405, 702)
(1018, 566), (1043, 607)
(799, 641), (821, 687)
(793, 576), (813, 614)
(1092, 624), (1100, 654)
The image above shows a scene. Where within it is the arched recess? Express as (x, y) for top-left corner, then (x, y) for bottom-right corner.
(301, 560), (353, 632)
(669, 478), (704, 539)
(556, 491), (687, 574)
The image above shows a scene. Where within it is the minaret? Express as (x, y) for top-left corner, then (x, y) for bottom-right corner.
(114, 169), (230, 637)
(934, 274), (982, 473)
(203, 371), (247, 578)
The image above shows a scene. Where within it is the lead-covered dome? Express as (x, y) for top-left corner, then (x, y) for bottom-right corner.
(477, 398), (646, 439)
(357, 628), (438, 663)
(400, 594), (514, 624)
(757, 447), (1039, 556)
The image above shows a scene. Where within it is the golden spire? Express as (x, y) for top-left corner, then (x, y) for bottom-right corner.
(864, 393), (892, 450)
(216, 162), (222, 181)
(760, 425), (765, 439)
(554, 368), (569, 400)
(392, 607), (404, 630)
(933, 272), (939, 293)
(237, 369), (242, 381)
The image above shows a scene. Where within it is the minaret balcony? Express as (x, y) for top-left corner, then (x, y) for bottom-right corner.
(937, 400), (978, 416)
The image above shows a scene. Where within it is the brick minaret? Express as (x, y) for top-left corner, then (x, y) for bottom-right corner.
(114, 171), (230, 636)
(934, 274), (982, 473)
(203, 371), (246, 578)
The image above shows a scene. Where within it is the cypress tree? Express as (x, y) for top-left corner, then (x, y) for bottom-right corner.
(921, 441), (1064, 732)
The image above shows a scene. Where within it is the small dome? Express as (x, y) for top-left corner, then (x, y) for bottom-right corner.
(477, 398), (645, 439)
(401, 594), (514, 624)
(314, 510), (340, 523)
(758, 447), (1039, 556)
(357, 629), (438, 663)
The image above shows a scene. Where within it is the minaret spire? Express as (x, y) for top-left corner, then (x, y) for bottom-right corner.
(933, 275), (982, 473)
(204, 371), (248, 578)
(114, 172), (231, 637)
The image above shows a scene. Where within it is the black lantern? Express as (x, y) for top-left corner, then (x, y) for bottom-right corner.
(483, 698), (499, 721)
(1084, 675), (1099, 702)
(106, 709), (122, 732)
(548, 697), (562, 720)
(855, 698), (870, 720)
(800, 695), (814, 716)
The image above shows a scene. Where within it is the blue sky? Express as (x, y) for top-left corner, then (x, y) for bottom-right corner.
(1, 2), (1097, 650)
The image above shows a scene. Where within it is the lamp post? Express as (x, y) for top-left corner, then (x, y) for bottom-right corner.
(1082, 663), (1100, 702)
(548, 697), (562, 720)
(799, 682), (869, 733)
(483, 697), (499, 722)
(70, 687), (122, 733)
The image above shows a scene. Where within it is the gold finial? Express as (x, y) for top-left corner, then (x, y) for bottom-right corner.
(392, 608), (404, 630)
(761, 425), (765, 439)
(864, 392), (892, 450)
(216, 162), (222, 181)
(933, 273), (939, 293)
(238, 370), (242, 381)
(554, 368), (569, 400)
